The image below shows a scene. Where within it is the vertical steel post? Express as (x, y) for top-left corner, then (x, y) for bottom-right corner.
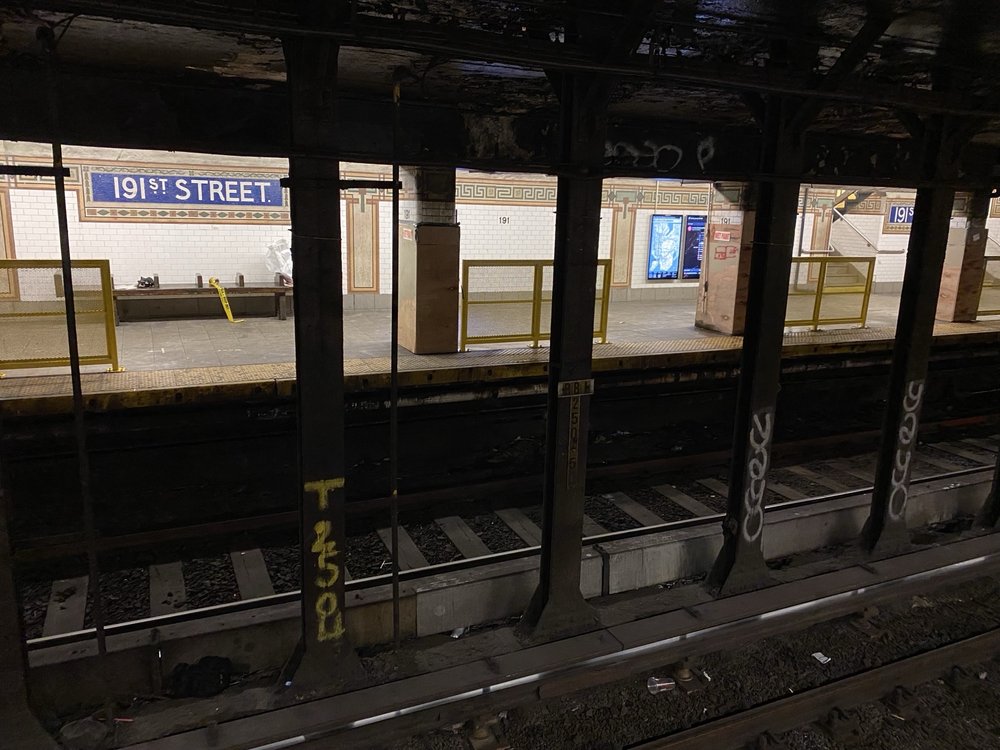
(519, 74), (608, 640)
(51, 142), (112, 652)
(282, 36), (360, 685)
(706, 96), (802, 595)
(863, 183), (956, 551)
(41, 30), (112, 669)
(389, 82), (402, 648)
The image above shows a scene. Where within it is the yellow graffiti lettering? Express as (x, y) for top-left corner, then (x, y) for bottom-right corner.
(304, 477), (345, 511)
(311, 520), (341, 588)
(315, 592), (345, 641)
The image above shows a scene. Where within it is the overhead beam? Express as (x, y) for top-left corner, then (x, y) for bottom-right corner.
(1, 62), (998, 189)
(791, 8), (893, 131)
(10, 0), (1000, 118)
(603, 0), (662, 62)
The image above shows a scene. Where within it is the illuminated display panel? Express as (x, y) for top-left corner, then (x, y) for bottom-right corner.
(682, 215), (706, 279)
(647, 214), (683, 280)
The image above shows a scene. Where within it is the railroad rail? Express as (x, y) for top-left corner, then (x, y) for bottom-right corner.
(109, 533), (1000, 749)
(12, 427), (998, 564)
(22, 443), (996, 651)
(629, 628), (1000, 749)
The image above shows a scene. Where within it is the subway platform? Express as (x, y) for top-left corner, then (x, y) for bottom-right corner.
(2, 293), (1000, 417)
(9, 292), (904, 372)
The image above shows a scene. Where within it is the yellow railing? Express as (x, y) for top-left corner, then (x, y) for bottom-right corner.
(460, 259), (611, 351)
(785, 256), (875, 330)
(0, 259), (121, 373)
(979, 256), (1000, 317)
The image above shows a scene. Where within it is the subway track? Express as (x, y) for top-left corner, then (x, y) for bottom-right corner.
(18, 431), (999, 644)
(104, 533), (1000, 750)
(4, 338), (999, 545)
(627, 627), (1000, 750)
(10, 412), (1000, 564)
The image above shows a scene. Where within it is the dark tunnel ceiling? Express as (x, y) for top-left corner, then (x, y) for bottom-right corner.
(3, 0), (1000, 145)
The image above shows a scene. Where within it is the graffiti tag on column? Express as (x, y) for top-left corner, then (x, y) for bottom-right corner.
(304, 477), (344, 510)
(604, 136), (716, 173)
(742, 408), (773, 544)
(312, 520), (346, 641)
(567, 395), (581, 487)
(304, 477), (347, 642)
(888, 380), (924, 521)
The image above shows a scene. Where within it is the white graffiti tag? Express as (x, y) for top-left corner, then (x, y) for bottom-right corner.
(605, 140), (682, 171)
(888, 380), (925, 520)
(605, 135), (717, 174)
(696, 136), (716, 172)
(742, 408), (773, 543)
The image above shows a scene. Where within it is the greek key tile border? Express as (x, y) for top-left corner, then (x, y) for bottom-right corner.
(883, 194), (972, 234)
(456, 179), (557, 205)
(848, 196), (884, 215)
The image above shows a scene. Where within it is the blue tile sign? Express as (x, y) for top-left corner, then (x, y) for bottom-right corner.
(888, 204), (914, 224)
(89, 171), (283, 206)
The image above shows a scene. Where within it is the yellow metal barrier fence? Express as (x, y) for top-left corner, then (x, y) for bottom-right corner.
(0, 259), (121, 373)
(785, 255), (875, 330)
(461, 259), (611, 351)
(979, 256), (1000, 317)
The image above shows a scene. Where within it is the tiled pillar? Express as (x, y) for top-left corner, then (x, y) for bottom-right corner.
(398, 167), (460, 354)
(935, 191), (990, 323)
(808, 189), (835, 253)
(694, 182), (756, 335)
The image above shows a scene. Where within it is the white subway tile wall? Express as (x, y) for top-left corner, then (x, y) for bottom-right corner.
(9, 189), (299, 288)
(10, 171), (995, 298)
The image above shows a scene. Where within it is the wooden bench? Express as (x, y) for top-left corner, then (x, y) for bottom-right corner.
(113, 274), (292, 323)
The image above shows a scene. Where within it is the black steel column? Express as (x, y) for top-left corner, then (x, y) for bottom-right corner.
(282, 36), (359, 685)
(706, 96), (802, 595)
(863, 124), (958, 551)
(980, 445), (1000, 528)
(519, 74), (608, 640)
(0, 458), (57, 748)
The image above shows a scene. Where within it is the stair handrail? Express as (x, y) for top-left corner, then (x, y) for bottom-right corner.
(831, 208), (878, 252)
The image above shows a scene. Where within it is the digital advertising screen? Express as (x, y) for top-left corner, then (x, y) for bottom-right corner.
(682, 215), (706, 279)
(647, 214), (683, 280)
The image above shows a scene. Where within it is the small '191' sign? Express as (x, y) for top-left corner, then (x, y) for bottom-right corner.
(884, 203), (915, 234)
(888, 204), (914, 225)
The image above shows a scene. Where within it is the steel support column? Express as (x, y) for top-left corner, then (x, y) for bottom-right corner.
(282, 35), (360, 686)
(980, 445), (1000, 528)
(519, 74), (609, 640)
(863, 125), (959, 552)
(0, 461), (57, 748)
(706, 96), (802, 595)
